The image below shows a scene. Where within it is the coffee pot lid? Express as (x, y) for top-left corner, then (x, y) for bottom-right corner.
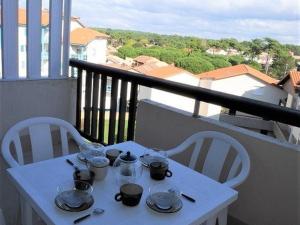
(120, 151), (137, 162)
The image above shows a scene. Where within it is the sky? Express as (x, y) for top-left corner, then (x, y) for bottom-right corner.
(70, 0), (300, 45)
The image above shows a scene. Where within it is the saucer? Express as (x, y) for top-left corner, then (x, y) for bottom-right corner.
(146, 192), (182, 213)
(139, 155), (168, 167)
(55, 190), (94, 212)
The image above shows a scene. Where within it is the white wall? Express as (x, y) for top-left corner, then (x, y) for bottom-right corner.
(70, 20), (84, 32)
(201, 74), (287, 119)
(86, 39), (107, 64)
(142, 72), (200, 113)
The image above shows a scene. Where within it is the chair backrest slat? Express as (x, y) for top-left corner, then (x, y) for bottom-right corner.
(12, 133), (24, 165)
(188, 139), (204, 169)
(227, 156), (242, 181)
(202, 139), (231, 181)
(29, 124), (54, 162)
(60, 127), (69, 155)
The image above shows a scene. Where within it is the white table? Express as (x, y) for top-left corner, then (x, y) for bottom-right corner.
(7, 141), (237, 225)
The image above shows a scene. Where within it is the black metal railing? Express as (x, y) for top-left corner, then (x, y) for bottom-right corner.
(70, 59), (300, 145)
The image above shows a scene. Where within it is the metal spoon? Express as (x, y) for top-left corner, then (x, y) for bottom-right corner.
(73, 208), (104, 224)
(66, 159), (79, 171)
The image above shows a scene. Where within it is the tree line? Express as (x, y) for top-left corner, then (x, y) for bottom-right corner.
(95, 28), (299, 79)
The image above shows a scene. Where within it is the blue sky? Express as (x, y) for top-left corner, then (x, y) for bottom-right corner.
(71, 0), (300, 45)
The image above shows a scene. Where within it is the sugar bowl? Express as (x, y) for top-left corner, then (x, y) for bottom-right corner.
(87, 156), (110, 181)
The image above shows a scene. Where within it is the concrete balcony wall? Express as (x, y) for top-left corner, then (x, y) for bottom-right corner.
(135, 99), (300, 225)
(0, 78), (77, 224)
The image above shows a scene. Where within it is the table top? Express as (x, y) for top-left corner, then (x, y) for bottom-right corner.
(7, 141), (237, 225)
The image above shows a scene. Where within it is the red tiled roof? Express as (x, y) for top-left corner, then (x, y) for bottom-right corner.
(290, 71), (300, 87)
(142, 65), (187, 78)
(16, 8), (83, 27)
(197, 64), (278, 84)
(279, 70), (300, 89)
(18, 8), (49, 26)
(70, 28), (109, 46)
(134, 55), (159, 64)
(105, 63), (132, 71)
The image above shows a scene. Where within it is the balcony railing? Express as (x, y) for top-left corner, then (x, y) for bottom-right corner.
(69, 59), (300, 145)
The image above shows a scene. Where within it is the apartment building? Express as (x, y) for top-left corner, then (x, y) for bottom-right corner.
(0, 9), (108, 78)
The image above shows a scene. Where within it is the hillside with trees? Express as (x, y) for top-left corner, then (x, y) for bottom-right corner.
(95, 28), (300, 79)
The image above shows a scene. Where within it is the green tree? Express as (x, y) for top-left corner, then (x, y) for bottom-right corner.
(175, 57), (215, 74)
(117, 46), (139, 58)
(229, 55), (245, 65)
(244, 39), (265, 60)
(159, 49), (186, 64)
(210, 58), (232, 69)
(245, 60), (263, 71)
(270, 50), (295, 79)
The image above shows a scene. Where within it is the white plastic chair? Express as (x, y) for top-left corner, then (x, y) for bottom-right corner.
(0, 208), (6, 225)
(160, 131), (250, 225)
(1, 116), (91, 225)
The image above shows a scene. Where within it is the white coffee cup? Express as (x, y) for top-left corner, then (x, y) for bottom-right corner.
(87, 156), (109, 181)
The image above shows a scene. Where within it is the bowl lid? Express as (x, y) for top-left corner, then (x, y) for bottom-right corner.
(89, 156), (109, 167)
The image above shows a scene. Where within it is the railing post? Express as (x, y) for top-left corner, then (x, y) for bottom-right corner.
(76, 69), (83, 130)
(1, 0), (19, 79)
(127, 82), (138, 141)
(229, 108), (237, 116)
(193, 100), (200, 117)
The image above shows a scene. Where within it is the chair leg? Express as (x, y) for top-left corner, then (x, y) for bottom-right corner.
(217, 207), (228, 225)
(21, 199), (32, 225)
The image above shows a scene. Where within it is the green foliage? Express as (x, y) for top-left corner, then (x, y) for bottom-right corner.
(270, 50), (296, 79)
(175, 57), (215, 74)
(209, 58), (232, 69)
(117, 46), (140, 58)
(95, 28), (299, 78)
(286, 44), (300, 55)
(159, 49), (187, 64)
(245, 60), (263, 71)
(229, 55), (245, 65)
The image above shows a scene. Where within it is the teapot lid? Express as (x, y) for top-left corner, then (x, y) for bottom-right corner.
(120, 151), (137, 162)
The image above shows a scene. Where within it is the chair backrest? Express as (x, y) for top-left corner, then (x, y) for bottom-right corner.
(1, 117), (86, 168)
(0, 208), (6, 225)
(163, 131), (250, 188)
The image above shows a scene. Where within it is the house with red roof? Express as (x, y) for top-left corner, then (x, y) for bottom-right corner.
(197, 64), (287, 119)
(138, 65), (200, 113)
(69, 24), (109, 64)
(278, 69), (300, 143)
(131, 57), (200, 112)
